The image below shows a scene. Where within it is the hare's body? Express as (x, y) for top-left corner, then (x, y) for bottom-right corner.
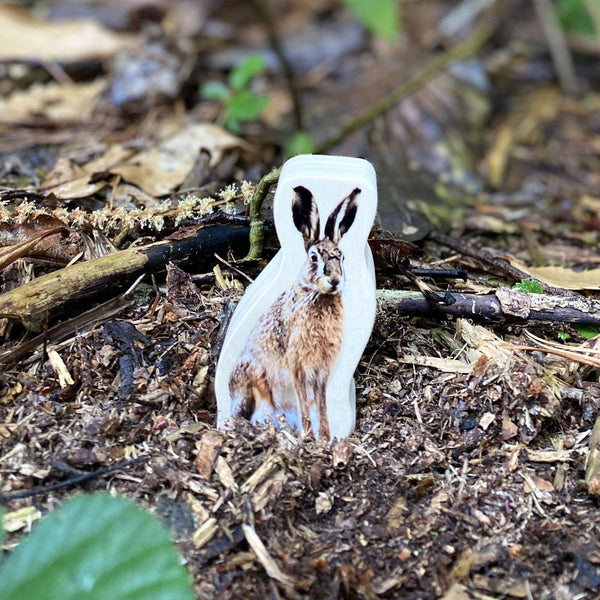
(228, 186), (359, 439)
(229, 279), (343, 439)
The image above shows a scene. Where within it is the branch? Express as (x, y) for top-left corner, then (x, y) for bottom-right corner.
(533, 0), (579, 95)
(316, 19), (498, 153)
(377, 289), (600, 325)
(0, 456), (150, 501)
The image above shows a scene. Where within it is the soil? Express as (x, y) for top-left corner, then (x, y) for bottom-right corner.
(1, 248), (599, 599)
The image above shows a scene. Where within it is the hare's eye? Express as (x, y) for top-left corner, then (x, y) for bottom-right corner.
(310, 251), (318, 263)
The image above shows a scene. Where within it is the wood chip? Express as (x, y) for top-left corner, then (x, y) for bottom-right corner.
(192, 517), (218, 549)
(386, 495), (408, 530)
(398, 354), (471, 374)
(472, 573), (528, 598)
(526, 448), (571, 463)
(195, 430), (224, 479)
(214, 455), (236, 489)
(315, 492), (333, 515)
(479, 412), (495, 431)
(440, 583), (471, 600)
(251, 470), (287, 512)
(241, 455), (279, 494)
(502, 416), (519, 441)
(47, 348), (74, 387)
(585, 415), (600, 496)
(242, 524), (295, 587)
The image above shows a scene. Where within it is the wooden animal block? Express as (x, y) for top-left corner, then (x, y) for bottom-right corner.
(215, 155), (377, 440)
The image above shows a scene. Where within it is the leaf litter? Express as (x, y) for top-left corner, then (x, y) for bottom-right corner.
(0, 1), (599, 599)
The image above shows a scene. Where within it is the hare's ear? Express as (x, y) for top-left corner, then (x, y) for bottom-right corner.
(324, 188), (360, 243)
(292, 186), (320, 250)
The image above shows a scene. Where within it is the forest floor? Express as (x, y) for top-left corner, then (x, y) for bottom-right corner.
(1, 1), (600, 599)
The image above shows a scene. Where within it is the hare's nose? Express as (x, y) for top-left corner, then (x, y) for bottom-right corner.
(328, 276), (341, 291)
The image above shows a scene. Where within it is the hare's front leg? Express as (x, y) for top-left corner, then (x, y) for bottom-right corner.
(292, 368), (313, 435)
(315, 379), (330, 440)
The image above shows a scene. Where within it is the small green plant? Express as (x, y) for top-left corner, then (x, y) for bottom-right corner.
(201, 53), (269, 133)
(284, 131), (317, 157)
(574, 323), (600, 339)
(341, 0), (400, 40)
(557, 331), (571, 342)
(556, 0), (599, 37)
(513, 279), (544, 294)
(0, 493), (194, 600)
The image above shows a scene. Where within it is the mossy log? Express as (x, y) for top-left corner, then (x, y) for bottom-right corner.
(0, 224), (249, 331)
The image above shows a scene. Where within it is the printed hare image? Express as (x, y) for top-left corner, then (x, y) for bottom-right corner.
(228, 185), (360, 440)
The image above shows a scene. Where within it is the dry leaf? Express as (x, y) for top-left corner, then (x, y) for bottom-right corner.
(0, 5), (135, 62)
(2, 506), (42, 532)
(110, 120), (251, 196)
(195, 430), (223, 480)
(0, 80), (106, 125)
(479, 412), (495, 431)
(508, 262), (600, 291)
(0, 226), (67, 270)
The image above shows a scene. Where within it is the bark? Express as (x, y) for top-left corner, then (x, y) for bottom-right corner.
(378, 289), (600, 325)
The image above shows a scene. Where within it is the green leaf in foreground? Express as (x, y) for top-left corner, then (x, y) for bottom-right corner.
(341, 0), (400, 40)
(0, 507), (5, 552)
(574, 323), (600, 339)
(0, 493), (194, 600)
(513, 279), (544, 294)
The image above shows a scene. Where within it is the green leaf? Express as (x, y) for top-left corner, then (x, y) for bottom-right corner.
(557, 331), (571, 342)
(513, 279), (544, 294)
(0, 493), (194, 600)
(228, 54), (266, 91)
(574, 323), (600, 340)
(225, 89), (269, 125)
(556, 0), (595, 36)
(200, 81), (230, 101)
(341, 0), (400, 40)
(0, 507), (5, 552)
(284, 131), (316, 157)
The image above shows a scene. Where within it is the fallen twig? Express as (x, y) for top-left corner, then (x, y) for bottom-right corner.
(377, 289), (600, 325)
(426, 230), (553, 290)
(0, 284), (136, 366)
(0, 456), (151, 501)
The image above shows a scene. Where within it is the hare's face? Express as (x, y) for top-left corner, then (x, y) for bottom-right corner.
(292, 185), (359, 295)
(301, 237), (344, 294)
